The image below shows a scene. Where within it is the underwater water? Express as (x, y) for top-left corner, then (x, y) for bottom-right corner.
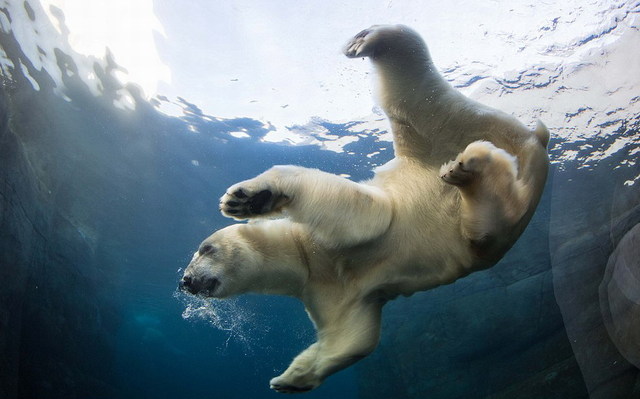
(1, 1), (639, 398)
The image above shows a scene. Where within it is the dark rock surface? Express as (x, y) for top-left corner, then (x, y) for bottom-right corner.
(551, 158), (640, 399)
(0, 49), (125, 397)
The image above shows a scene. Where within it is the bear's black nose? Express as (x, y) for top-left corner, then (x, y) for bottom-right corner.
(180, 275), (192, 290)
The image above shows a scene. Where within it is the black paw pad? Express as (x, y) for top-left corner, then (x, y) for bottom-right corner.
(221, 189), (275, 218)
(248, 190), (273, 214)
(232, 189), (248, 199)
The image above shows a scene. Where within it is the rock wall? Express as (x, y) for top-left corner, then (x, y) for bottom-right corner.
(550, 142), (640, 398)
(0, 61), (121, 399)
(0, 14), (172, 395)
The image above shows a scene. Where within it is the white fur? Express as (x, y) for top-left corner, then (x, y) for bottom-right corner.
(182, 25), (549, 393)
(439, 140), (531, 246)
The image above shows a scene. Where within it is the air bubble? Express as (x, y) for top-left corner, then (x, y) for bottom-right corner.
(173, 291), (268, 353)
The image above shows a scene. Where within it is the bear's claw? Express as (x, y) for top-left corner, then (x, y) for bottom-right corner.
(343, 27), (375, 58)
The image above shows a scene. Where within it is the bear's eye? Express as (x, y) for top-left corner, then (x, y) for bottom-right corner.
(199, 244), (215, 256)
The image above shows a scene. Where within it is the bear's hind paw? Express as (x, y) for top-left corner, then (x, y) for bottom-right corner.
(344, 27), (379, 58)
(440, 160), (471, 187)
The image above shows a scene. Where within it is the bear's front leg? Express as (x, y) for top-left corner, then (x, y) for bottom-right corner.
(270, 298), (382, 393)
(220, 165), (392, 247)
(220, 165), (297, 219)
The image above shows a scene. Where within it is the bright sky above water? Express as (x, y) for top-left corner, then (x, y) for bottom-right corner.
(12, 0), (633, 132)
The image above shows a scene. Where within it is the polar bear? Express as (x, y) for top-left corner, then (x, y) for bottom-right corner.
(180, 25), (549, 393)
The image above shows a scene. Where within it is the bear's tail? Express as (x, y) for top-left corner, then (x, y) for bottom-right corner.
(533, 120), (550, 148)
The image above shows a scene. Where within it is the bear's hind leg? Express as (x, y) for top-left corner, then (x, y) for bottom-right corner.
(439, 140), (511, 187)
(440, 140), (527, 248)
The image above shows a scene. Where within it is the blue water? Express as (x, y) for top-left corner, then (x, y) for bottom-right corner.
(1, 2), (639, 399)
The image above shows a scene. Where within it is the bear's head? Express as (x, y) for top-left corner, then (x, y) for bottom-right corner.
(179, 224), (260, 299)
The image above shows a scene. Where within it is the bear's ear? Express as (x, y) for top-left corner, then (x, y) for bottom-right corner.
(198, 243), (216, 256)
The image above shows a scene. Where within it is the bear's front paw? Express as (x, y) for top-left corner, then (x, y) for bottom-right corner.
(269, 374), (319, 394)
(220, 188), (272, 219)
(220, 181), (289, 219)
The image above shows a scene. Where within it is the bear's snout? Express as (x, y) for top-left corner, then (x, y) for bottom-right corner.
(179, 274), (220, 297)
(179, 275), (193, 291)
